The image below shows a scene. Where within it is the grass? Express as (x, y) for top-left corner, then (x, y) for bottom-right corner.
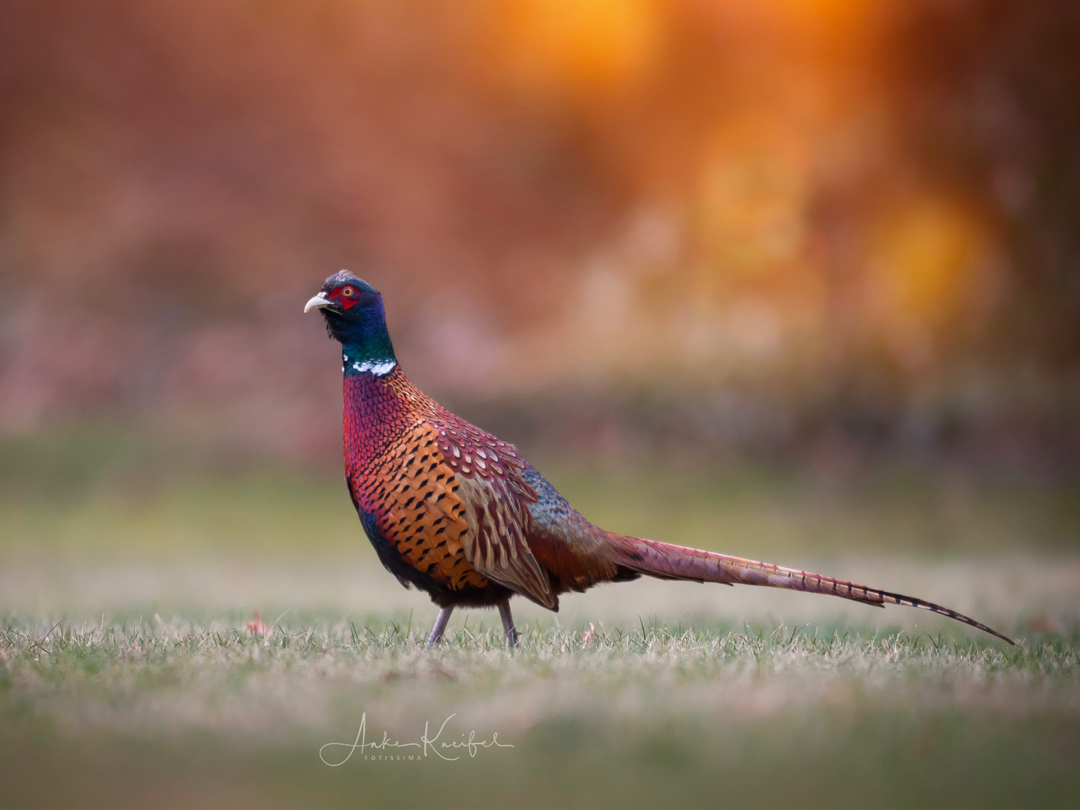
(1, 430), (1079, 807)
(1, 611), (1078, 808)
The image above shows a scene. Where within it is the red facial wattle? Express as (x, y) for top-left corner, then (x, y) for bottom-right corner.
(327, 285), (360, 310)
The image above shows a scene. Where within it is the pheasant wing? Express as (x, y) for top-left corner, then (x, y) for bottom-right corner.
(431, 418), (556, 609)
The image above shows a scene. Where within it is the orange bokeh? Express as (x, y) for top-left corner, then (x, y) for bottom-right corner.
(0, 1), (1073, 456)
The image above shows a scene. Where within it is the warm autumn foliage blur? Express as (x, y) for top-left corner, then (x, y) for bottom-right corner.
(2, 0), (1078, 466)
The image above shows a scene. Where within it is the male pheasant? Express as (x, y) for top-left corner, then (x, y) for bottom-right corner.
(305, 271), (1014, 647)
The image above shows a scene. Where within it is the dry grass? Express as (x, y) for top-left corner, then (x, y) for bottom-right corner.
(2, 437), (1079, 807)
(1, 568), (1078, 808)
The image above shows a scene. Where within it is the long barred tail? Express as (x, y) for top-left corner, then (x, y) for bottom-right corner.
(610, 534), (1015, 645)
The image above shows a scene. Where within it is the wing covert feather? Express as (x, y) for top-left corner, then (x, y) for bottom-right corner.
(431, 418), (556, 608)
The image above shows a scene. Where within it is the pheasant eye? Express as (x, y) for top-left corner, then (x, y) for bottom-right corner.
(341, 286), (356, 297)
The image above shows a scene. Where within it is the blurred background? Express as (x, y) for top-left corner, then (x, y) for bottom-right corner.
(1, 0), (1079, 568)
(2, 3), (1080, 807)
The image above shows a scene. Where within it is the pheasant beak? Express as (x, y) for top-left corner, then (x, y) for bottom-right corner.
(304, 293), (333, 313)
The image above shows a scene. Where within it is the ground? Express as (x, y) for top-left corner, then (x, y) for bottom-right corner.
(1, 434), (1078, 808)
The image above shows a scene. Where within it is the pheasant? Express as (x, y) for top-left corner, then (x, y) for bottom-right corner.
(305, 271), (1014, 647)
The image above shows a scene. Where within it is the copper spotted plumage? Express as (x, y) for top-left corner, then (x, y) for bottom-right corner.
(306, 271), (1015, 647)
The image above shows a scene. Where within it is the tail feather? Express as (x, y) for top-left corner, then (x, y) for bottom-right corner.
(610, 534), (1015, 645)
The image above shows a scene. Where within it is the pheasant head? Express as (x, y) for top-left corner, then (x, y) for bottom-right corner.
(305, 270), (397, 376)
